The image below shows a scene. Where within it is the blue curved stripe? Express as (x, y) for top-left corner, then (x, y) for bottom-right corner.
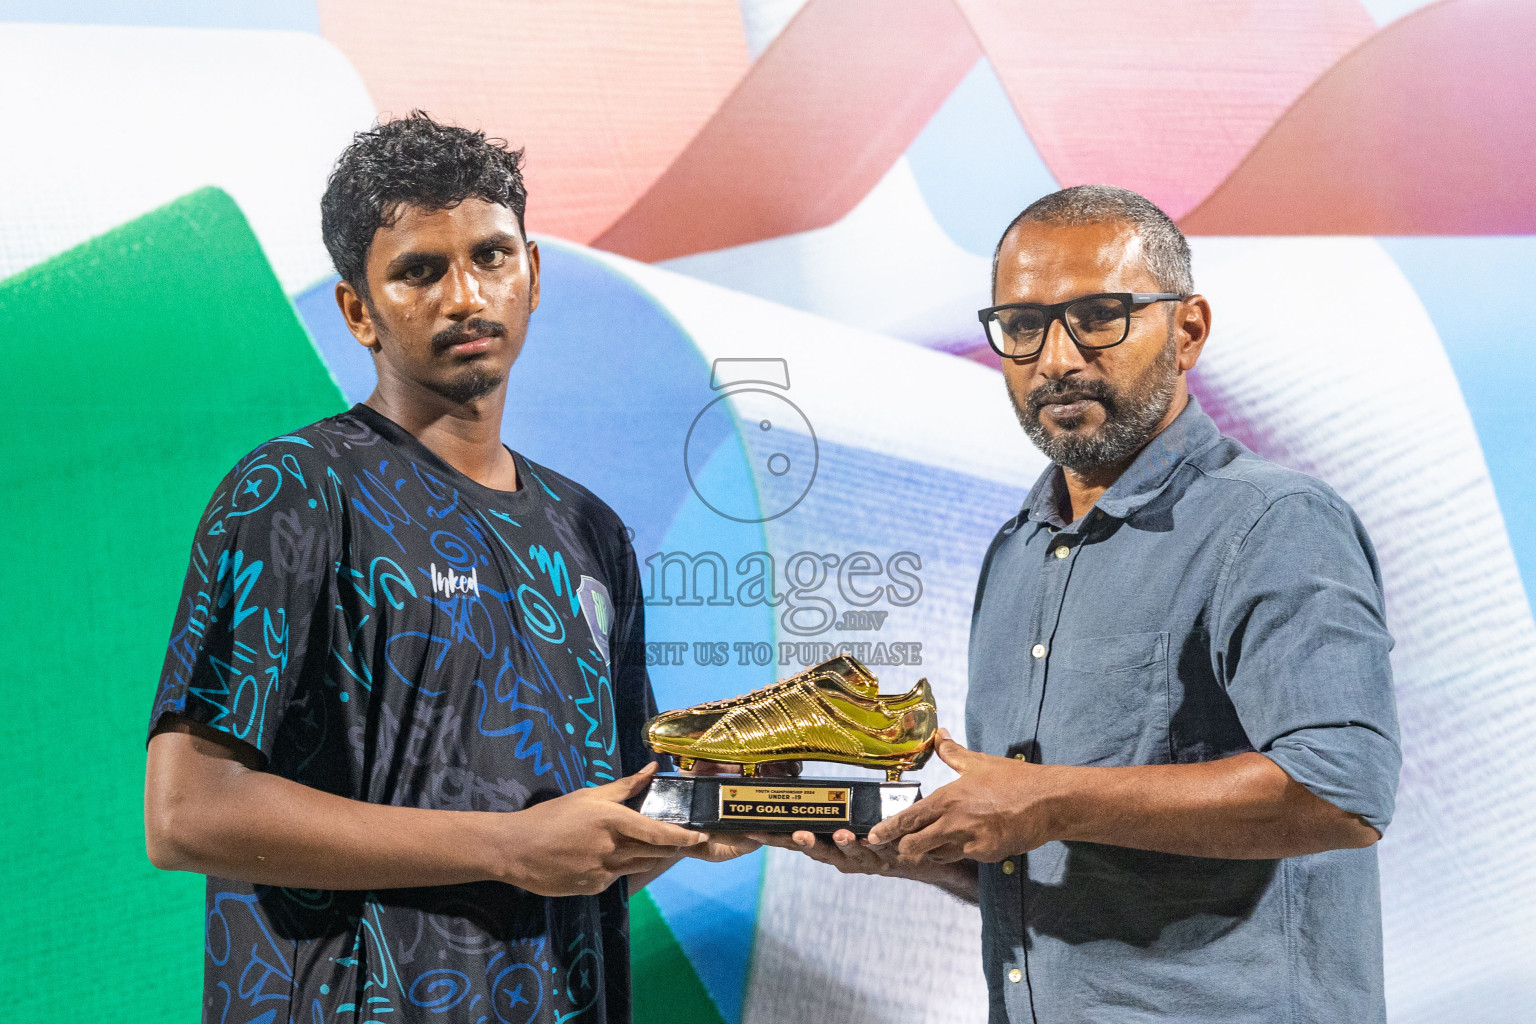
(906, 58), (1061, 259)
(0, 0), (320, 30)
(1379, 236), (1536, 609)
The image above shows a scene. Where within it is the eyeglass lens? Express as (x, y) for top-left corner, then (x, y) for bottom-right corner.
(987, 295), (1130, 358)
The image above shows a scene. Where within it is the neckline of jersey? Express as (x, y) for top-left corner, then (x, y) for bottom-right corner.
(349, 403), (536, 505)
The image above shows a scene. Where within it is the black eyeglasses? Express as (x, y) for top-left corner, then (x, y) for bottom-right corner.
(977, 292), (1185, 360)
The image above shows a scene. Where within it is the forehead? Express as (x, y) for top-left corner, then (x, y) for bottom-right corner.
(993, 219), (1157, 303)
(370, 198), (521, 257)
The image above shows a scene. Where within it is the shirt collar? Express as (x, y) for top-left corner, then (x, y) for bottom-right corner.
(1019, 394), (1221, 530)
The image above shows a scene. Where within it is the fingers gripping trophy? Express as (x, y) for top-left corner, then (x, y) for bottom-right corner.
(636, 656), (939, 836)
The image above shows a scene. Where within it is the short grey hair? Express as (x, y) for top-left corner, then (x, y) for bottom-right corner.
(992, 185), (1193, 296)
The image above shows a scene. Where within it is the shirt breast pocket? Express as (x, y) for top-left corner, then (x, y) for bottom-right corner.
(1041, 631), (1171, 767)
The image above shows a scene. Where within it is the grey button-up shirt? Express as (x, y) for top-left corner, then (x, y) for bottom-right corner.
(967, 396), (1400, 1024)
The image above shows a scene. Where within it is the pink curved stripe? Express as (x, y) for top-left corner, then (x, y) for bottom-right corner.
(1180, 0), (1536, 235)
(598, 0), (1375, 260)
(320, 0), (1523, 257)
(959, 0), (1374, 221)
(593, 0), (980, 261)
(317, 0), (750, 243)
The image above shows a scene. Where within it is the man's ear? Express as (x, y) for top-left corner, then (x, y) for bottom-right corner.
(1175, 294), (1212, 373)
(335, 279), (379, 351)
(526, 238), (541, 314)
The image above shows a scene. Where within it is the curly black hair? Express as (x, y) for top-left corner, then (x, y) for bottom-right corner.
(320, 111), (527, 297)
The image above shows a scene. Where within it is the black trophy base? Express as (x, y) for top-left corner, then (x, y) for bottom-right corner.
(636, 773), (921, 836)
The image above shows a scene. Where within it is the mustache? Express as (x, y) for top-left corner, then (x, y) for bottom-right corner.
(1025, 377), (1115, 414)
(432, 317), (507, 354)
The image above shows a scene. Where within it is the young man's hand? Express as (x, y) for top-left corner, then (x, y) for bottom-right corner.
(497, 763), (711, 896)
(611, 760), (775, 890)
(684, 832), (764, 863)
(146, 721), (760, 897)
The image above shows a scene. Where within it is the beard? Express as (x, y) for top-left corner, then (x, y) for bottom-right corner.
(1010, 333), (1180, 472)
(422, 315), (511, 404)
(427, 364), (505, 404)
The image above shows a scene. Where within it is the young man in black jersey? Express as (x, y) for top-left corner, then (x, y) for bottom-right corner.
(144, 112), (753, 1024)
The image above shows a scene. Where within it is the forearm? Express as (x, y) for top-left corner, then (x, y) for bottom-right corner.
(1043, 752), (1379, 859)
(147, 741), (503, 890)
(148, 718), (710, 897)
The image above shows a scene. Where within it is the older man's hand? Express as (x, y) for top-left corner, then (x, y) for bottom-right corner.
(865, 729), (1052, 863)
(755, 828), (907, 874)
(753, 825), (981, 903)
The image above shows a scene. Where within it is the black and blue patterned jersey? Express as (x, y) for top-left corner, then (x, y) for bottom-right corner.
(150, 403), (659, 1024)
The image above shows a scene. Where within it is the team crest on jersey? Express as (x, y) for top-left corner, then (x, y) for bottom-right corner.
(576, 575), (614, 664)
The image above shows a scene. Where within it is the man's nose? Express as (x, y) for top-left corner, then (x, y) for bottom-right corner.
(441, 263), (485, 320)
(1035, 316), (1086, 380)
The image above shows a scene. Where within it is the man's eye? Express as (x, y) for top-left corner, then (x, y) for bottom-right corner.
(403, 264), (431, 281)
(478, 249), (508, 268)
(1001, 312), (1045, 335)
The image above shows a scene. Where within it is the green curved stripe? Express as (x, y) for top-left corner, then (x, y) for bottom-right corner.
(0, 186), (344, 1021)
(631, 888), (729, 1024)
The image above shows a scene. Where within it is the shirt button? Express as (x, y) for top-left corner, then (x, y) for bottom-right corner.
(1002, 859), (1015, 875)
(1031, 643), (1046, 658)
(1054, 545), (1070, 559)
(1008, 968), (1023, 984)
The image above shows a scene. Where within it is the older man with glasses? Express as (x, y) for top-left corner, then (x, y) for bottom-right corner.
(770, 185), (1401, 1024)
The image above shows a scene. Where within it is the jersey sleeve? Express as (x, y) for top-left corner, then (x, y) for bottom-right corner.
(149, 439), (335, 761)
(608, 527), (666, 778)
(1215, 491), (1401, 833)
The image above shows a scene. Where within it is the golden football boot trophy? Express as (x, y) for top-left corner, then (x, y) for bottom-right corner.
(637, 656), (939, 835)
(646, 655), (937, 781)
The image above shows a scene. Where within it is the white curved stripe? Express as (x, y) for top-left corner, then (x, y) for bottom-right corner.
(1360, 0), (1441, 26)
(736, 0), (811, 58)
(589, 244), (1040, 489)
(1188, 235), (1536, 1021)
(0, 23), (375, 291)
(660, 157), (993, 352)
(614, 235), (1536, 1021)
(582, 245), (1032, 1022)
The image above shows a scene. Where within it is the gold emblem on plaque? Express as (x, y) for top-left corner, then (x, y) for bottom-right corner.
(646, 655), (938, 781)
